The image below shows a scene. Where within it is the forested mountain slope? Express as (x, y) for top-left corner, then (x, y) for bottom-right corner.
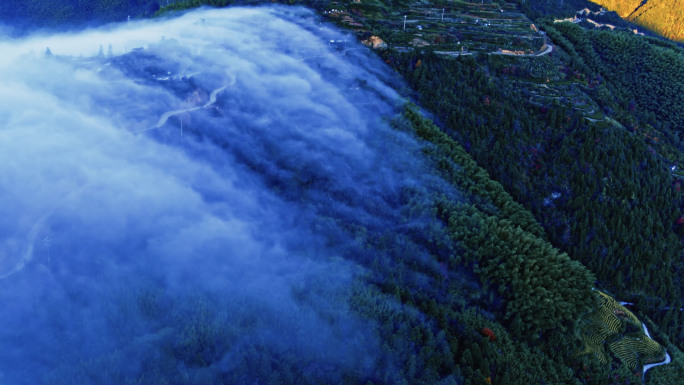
(365, 0), (684, 341)
(316, 0), (684, 381)
(386, 34), (684, 343)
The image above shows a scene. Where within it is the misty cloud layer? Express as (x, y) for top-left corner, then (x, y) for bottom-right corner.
(0, 7), (460, 383)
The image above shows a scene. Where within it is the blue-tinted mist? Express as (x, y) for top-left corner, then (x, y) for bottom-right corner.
(0, 6), (463, 384)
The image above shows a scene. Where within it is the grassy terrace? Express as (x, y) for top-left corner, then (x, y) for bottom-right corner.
(325, 0), (546, 54)
(324, 1), (616, 127)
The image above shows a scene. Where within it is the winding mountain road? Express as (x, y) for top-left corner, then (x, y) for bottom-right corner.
(641, 322), (672, 377)
(144, 72), (236, 132)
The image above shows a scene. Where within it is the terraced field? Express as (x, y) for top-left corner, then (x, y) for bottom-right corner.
(324, 0), (620, 128)
(579, 291), (667, 373)
(326, 0), (547, 55)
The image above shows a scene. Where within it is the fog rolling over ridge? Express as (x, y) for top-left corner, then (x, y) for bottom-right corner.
(0, 6), (461, 383)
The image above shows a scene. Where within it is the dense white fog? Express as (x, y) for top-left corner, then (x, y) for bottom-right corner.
(0, 6), (459, 383)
